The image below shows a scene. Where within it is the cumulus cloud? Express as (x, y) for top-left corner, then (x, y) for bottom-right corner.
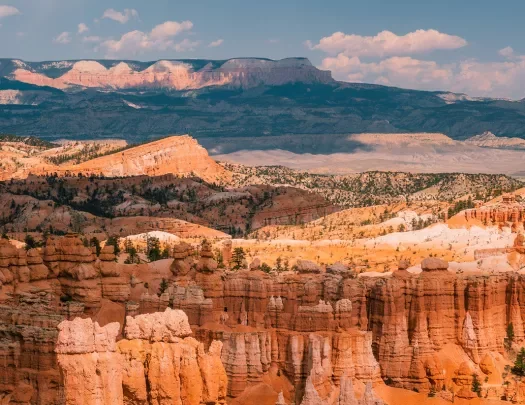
(309, 29), (467, 57)
(309, 28), (525, 98)
(78, 23), (89, 34)
(208, 39), (224, 47)
(0, 5), (20, 19)
(53, 32), (71, 45)
(174, 39), (200, 52)
(150, 20), (193, 39)
(321, 52), (525, 99)
(101, 8), (139, 24)
(499, 46), (515, 59)
(101, 20), (194, 57)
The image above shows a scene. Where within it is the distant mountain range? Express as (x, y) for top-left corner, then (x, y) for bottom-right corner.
(0, 57), (524, 151)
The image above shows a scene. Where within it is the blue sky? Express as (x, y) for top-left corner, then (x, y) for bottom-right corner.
(1, 0), (525, 98)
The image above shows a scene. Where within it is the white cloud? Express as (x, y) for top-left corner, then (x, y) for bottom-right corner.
(208, 39), (224, 48)
(174, 38), (200, 52)
(309, 29), (467, 57)
(101, 20), (194, 57)
(499, 46), (515, 59)
(150, 20), (193, 39)
(53, 31), (71, 45)
(268, 39), (280, 44)
(321, 52), (525, 99)
(321, 54), (453, 88)
(101, 8), (139, 24)
(78, 23), (89, 34)
(0, 5), (20, 19)
(82, 35), (102, 43)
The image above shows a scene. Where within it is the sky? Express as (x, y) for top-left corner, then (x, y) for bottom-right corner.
(1, 0), (525, 99)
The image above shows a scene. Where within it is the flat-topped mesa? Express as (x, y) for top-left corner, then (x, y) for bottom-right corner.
(56, 309), (228, 405)
(8, 58), (334, 92)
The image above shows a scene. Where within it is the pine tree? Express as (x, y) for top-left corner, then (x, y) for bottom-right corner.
(147, 237), (162, 262)
(471, 374), (482, 397)
(231, 247), (246, 270)
(24, 234), (37, 250)
(158, 278), (169, 296)
(512, 348), (525, 376)
(275, 256), (283, 272)
(90, 237), (101, 256)
(106, 235), (121, 255)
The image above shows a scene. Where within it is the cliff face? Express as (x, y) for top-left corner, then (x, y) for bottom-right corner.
(3, 233), (525, 403)
(55, 309), (228, 405)
(59, 135), (231, 183)
(7, 58), (333, 91)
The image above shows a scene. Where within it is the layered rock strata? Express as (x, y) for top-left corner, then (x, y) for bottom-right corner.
(55, 308), (228, 405)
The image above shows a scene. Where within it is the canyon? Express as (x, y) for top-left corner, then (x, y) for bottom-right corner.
(1, 134), (525, 405)
(1, 231), (525, 404)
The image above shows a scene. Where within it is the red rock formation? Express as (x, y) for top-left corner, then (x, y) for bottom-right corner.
(55, 309), (227, 405)
(6, 235), (525, 403)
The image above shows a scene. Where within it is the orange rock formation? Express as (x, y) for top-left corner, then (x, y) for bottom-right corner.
(55, 309), (228, 405)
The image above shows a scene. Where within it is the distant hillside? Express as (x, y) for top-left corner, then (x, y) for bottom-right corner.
(0, 58), (524, 147)
(224, 164), (524, 207)
(0, 134), (56, 148)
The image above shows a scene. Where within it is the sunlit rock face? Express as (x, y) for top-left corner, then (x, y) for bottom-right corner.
(55, 309), (228, 405)
(9, 58), (333, 91)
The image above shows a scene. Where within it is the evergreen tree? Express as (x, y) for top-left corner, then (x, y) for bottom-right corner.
(512, 348), (525, 377)
(260, 263), (272, 273)
(90, 237), (101, 256)
(124, 246), (138, 264)
(147, 237), (162, 262)
(231, 247), (246, 270)
(158, 278), (169, 296)
(106, 235), (121, 255)
(24, 234), (37, 250)
(275, 256), (283, 272)
(471, 374), (482, 397)
(215, 249), (225, 268)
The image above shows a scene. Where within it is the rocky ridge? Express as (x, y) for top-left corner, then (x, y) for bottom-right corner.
(0, 135), (231, 184)
(3, 58), (333, 91)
